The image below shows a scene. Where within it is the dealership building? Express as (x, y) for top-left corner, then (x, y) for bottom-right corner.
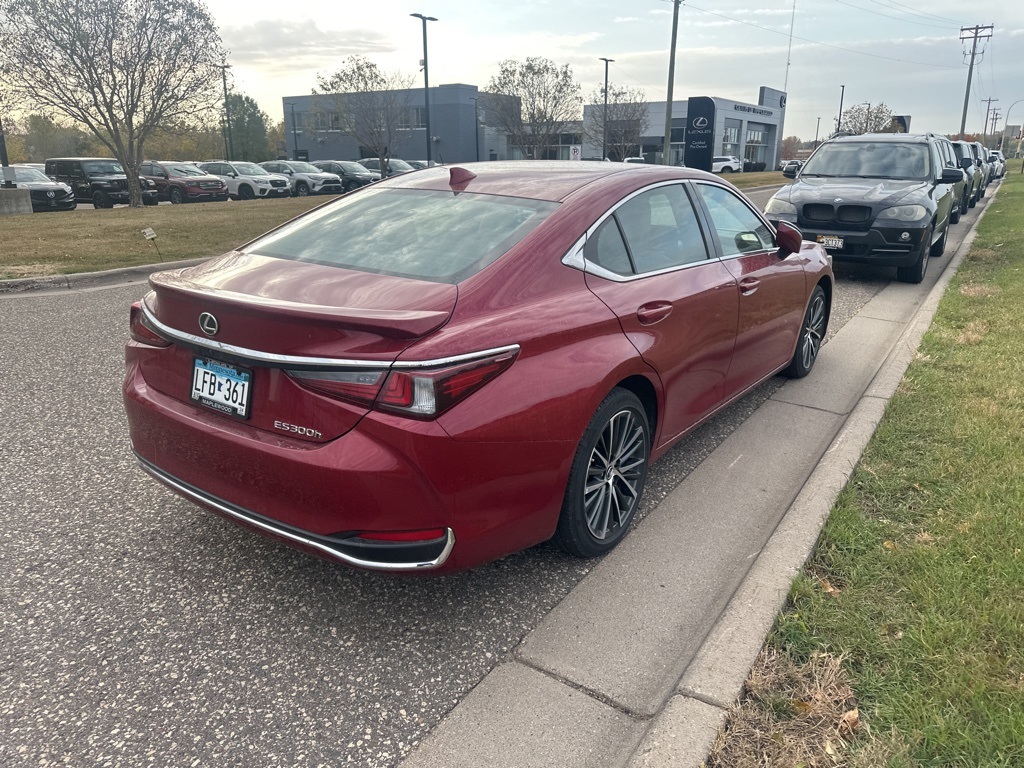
(281, 84), (787, 171)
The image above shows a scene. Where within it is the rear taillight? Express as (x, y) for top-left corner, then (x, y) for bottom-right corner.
(129, 302), (171, 347)
(286, 348), (518, 419)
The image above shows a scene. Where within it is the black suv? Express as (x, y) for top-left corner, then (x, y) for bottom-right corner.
(44, 157), (159, 208)
(764, 133), (963, 283)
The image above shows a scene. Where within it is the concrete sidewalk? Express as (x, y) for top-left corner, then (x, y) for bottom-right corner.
(399, 205), (989, 767)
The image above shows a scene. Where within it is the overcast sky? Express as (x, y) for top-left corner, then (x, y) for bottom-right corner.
(207, 0), (1024, 142)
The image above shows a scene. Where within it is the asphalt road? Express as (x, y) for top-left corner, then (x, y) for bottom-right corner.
(0, 185), (988, 767)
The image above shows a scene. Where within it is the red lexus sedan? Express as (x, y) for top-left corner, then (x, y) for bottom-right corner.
(123, 161), (832, 573)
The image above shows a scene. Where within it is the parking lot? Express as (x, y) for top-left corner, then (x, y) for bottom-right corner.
(0, 180), (995, 767)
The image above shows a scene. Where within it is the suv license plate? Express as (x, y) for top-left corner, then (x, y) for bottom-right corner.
(817, 235), (844, 249)
(191, 358), (252, 419)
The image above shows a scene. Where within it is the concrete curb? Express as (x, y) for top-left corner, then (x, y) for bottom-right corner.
(0, 258), (205, 295)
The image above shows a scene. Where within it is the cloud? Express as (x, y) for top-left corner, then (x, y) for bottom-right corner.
(222, 19), (393, 73)
(614, 17), (641, 22)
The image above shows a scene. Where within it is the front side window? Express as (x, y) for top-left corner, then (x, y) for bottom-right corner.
(246, 188), (558, 284)
(695, 184), (774, 257)
(83, 160), (123, 175)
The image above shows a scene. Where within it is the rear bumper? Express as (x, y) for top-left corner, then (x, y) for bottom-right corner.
(122, 359), (571, 572)
(136, 454), (455, 570)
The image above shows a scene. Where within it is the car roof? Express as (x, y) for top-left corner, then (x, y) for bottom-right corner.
(375, 160), (716, 203)
(830, 133), (932, 144)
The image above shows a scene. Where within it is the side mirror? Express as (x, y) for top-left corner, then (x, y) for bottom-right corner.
(775, 220), (803, 258)
(783, 166), (798, 179)
(940, 167), (965, 184)
(960, 157), (973, 171)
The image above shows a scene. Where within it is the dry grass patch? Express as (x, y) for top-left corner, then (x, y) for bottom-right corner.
(954, 320), (989, 345)
(959, 283), (1000, 298)
(966, 247), (1001, 264)
(705, 647), (865, 768)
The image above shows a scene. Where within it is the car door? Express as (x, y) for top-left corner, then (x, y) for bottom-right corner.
(691, 181), (807, 397)
(580, 183), (741, 446)
(929, 142), (955, 229)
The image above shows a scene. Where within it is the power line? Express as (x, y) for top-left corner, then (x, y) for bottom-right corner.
(833, 0), (959, 30)
(686, 4), (960, 69)
(868, 0), (965, 27)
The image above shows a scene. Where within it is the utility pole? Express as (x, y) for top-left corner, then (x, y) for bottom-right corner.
(836, 84), (845, 135)
(0, 116), (13, 187)
(959, 24), (993, 139)
(982, 97), (998, 143)
(989, 108), (1002, 145)
(662, 0), (683, 165)
(217, 63), (234, 161)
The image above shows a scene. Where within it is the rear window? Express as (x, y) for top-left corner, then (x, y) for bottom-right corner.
(245, 188), (558, 283)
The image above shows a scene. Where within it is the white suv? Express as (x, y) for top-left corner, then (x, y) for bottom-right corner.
(258, 160), (343, 196)
(198, 161), (291, 200)
(712, 155), (742, 173)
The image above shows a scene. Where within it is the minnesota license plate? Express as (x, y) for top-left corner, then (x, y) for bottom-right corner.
(816, 235), (844, 249)
(191, 358), (252, 419)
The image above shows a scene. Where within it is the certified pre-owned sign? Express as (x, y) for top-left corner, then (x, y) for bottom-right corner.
(683, 97), (716, 172)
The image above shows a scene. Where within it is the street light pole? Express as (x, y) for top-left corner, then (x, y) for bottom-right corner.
(285, 102), (299, 159)
(814, 117), (820, 147)
(217, 62), (234, 161)
(836, 84), (845, 134)
(470, 97), (481, 162)
(600, 57), (614, 160)
(411, 13), (437, 165)
(661, 0), (682, 165)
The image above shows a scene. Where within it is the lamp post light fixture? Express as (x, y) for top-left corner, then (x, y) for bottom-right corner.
(217, 62), (234, 161)
(411, 13), (437, 165)
(599, 57), (614, 161)
(285, 102), (299, 159)
(814, 116), (821, 147)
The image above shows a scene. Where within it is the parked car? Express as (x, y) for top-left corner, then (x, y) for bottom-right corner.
(932, 134), (967, 225)
(4, 165), (77, 212)
(712, 155), (742, 173)
(766, 132), (963, 283)
(197, 161), (291, 200)
(139, 161), (228, 204)
(951, 139), (983, 209)
(781, 159), (804, 173)
(122, 161), (833, 574)
(259, 160), (343, 196)
(44, 157), (159, 208)
(311, 160), (381, 192)
(968, 141), (992, 194)
(988, 150), (1006, 179)
(356, 157), (416, 177)
(621, 157), (646, 164)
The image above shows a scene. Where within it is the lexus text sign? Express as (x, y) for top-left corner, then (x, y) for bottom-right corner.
(683, 97), (716, 172)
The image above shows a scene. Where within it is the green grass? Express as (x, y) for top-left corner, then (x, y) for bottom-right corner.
(724, 170), (786, 189)
(766, 172), (1024, 765)
(0, 197), (330, 279)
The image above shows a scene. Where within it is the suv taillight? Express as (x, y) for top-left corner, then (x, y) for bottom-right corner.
(286, 348), (518, 419)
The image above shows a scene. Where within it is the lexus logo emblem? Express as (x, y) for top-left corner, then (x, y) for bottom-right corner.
(692, 117), (709, 129)
(198, 312), (219, 336)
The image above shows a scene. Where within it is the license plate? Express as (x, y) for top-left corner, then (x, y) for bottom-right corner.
(191, 358), (252, 419)
(816, 235), (844, 249)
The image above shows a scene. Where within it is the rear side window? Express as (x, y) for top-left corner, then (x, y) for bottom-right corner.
(246, 188), (558, 283)
(584, 184), (709, 277)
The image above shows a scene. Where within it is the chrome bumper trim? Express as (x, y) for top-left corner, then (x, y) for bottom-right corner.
(135, 454), (455, 571)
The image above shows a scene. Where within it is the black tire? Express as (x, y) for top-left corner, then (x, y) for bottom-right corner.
(960, 190), (969, 216)
(929, 221), (948, 258)
(91, 191), (112, 209)
(169, 187), (184, 205)
(553, 389), (650, 558)
(896, 225), (932, 284)
(722, 167), (733, 173)
(238, 185), (255, 200)
(950, 197), (961, 225)
(783, 285), (827, 379)
(295, 182), (310, 197)
(968, 188), (978, 208)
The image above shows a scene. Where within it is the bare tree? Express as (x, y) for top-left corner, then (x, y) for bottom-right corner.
(484, 57), (582, 160)
(584, 84), (649, 161)
(839, 103), (896, 136)
(313, 57), (415, 172)
(0, 0), (225, 206)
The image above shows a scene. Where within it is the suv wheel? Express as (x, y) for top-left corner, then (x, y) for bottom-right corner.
(169, 187), (184, 205)
(92, 191), (112, 209)
(896, 225), (932, 284)
(929, 221), (948, 258)
(295, 182), (310, 197)
(238, 185), (255, 200)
